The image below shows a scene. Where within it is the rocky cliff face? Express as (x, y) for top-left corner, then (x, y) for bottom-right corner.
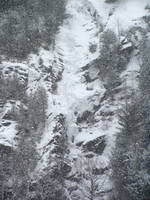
(0, 0), (150, 199)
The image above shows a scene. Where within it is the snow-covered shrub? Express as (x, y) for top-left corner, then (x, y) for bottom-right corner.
(97, 30), (130, 97)
(0, 72), (27, 102)
(17, 86), (48, 132)
(99, 30), (131, 76)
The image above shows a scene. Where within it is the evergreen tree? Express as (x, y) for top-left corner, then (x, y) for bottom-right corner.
(111, 100), (140, 199)
(34, 114), (69, 200)
(139, 38), (150, 96)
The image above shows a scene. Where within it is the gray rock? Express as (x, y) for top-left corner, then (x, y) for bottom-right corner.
(82, 135), (106, 155)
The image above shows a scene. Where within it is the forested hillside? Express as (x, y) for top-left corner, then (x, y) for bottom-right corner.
(0, 0), (149, 200)
(0, 0), (67, 59)
(111, 36), (150, 200)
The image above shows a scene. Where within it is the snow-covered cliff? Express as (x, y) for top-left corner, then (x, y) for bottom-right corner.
(0, 0), (149, 199)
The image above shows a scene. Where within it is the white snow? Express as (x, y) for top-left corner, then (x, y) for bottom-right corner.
(36, 0), (144, 183)
(121, 53), (140, 89)
(0, 0), (146, 197)
(0, 122), (17, 147)
(89, 0), (149, 31)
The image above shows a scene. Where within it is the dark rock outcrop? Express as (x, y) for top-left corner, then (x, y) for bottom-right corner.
(2, 121), (11, 127)
(82, 135), (106, 155)
(76, 110), (94, 124)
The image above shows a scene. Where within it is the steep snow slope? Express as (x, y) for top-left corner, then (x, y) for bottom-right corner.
(89, 0), (150, 30)
(55, 0), (102, 142)
(36, 0), (103, 172)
